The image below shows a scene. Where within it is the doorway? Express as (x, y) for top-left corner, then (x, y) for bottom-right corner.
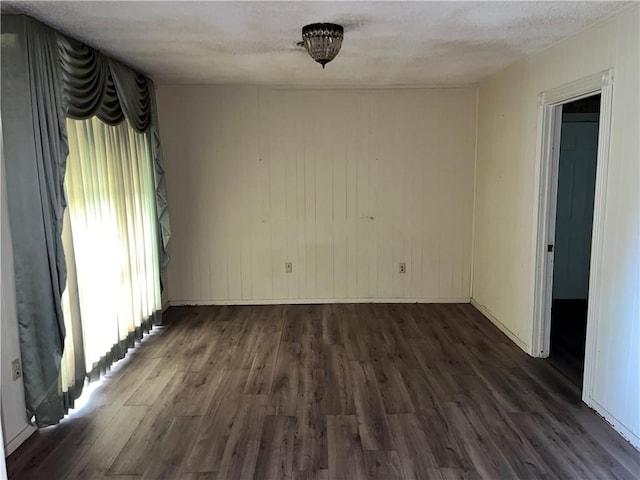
(547, 94), (600, 387)
(532, 69), (613, 408)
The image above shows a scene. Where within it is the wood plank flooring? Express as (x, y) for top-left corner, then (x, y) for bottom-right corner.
(7, 303), (640, 479)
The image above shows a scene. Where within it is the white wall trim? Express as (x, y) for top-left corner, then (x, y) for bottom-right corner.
(530, 69), (613, 357)
(3, 425), (36, 457)
(529, 68), (614, 405)
(582, 70), (614, 407)
(169, 297), (470, 306)
(470, 299), (529, 353)
(538, 70), (611, 106)
(530, 101), (563, 357)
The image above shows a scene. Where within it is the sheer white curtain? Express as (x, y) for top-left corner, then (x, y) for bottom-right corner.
(60, 116), (161, 394)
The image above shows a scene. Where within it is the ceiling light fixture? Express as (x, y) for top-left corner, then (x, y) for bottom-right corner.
(299, 23), (344, 69)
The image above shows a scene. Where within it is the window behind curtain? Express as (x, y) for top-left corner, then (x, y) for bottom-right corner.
(60, 116), (161, 399)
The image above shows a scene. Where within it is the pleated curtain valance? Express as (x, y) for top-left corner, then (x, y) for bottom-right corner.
(58, 35), (151, 132)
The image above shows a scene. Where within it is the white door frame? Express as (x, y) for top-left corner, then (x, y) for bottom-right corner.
(530, 69), (614, 404)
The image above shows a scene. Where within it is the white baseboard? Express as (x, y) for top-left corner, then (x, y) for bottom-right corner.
(585, 398), (640, 451)
(169, 297), (470, 307)
(470, 298), (639, 452)
(4, 425), (36, 457)
(470, 298), (529, 353)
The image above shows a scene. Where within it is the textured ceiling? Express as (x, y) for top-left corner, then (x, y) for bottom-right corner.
(2, 1), (628, 86)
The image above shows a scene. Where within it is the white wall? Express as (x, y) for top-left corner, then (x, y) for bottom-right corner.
(157, 87), (477, 304)
(0, 423), (6, 479)
(473, 5), (639, 446)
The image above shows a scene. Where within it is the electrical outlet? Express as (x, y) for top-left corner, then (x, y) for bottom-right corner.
(399, 262), (407, 274)
(11, 358), (22, 381)
(285, 262), (293, 273)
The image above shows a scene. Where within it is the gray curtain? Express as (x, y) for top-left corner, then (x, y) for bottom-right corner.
(0, 14), (171, 427)
(148, 82), (171, 269)
(107, 59), (151, 132)
(1, 15), (74, 426)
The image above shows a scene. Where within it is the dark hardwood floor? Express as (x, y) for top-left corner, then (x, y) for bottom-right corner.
(7, 303), (640, 479)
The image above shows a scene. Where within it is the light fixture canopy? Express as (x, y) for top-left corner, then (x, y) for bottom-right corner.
(301, 23), (344, 69)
